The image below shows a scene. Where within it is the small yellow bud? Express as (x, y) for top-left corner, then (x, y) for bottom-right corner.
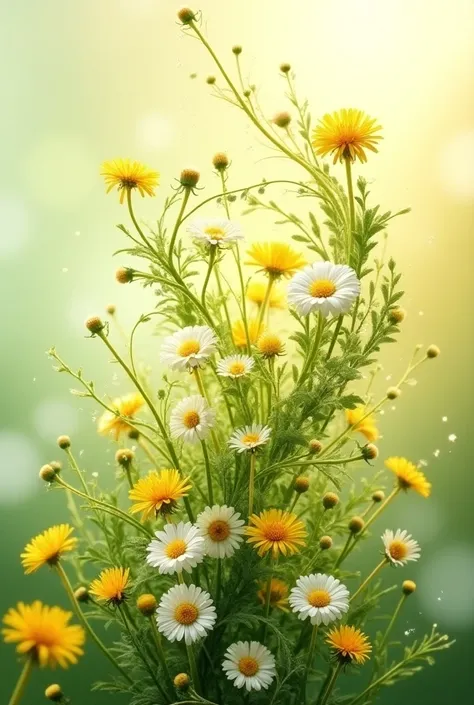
(402, 579), (417, 595)
(232, 45), (243, 55)
(322, 492), (339, 509)
(85, 316), (104, 335)
(212, 152), (229, 171)
(105, 303), (116, 315)
(206, 75), (216, 85)
(427, 344), (440, 359)
(39, 464), (56, 483)
(49, 460), (62, 474)
(388, 307), (406, 324)
(348, 516), (365, 534)
(272, 111), (292, 128)
(294, 476), (310, 494)
(177, 7), (196, 24)
(257, 333), (284, 358)
(57, 435), (71, 450)
(386, 386), (401, 400)
(174, 672), (190, 690)
(74, 587), (90, 603)
(279, 62), (291, 73)
(180, 168), (200, 188)
(45, 684), (63, 702)
(115, 266), (134, 284)
(308, 439), (322, 455)
(362, 443), (379, 461)
(372, 490), (385, 503)
(137, 593), (158, 616)
(115, 448), (134, 468)
(319, 535), (333, 550)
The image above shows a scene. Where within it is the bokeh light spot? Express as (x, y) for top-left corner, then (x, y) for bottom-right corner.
(0, 432), (40, 504)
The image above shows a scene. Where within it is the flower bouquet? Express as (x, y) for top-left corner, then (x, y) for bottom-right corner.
(3, 7), (454, 705)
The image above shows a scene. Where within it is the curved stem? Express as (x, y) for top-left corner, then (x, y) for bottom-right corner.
(325, 315), (344, 361)
(296, 313), (326, 389)
(344, 156), (355, 264)
(256, 276), (275, 332)
(56, 563), (133, 684)
(350, 558), (388, 603)
(149, 618), (175, 696)
(201, 246), (217, 305)
(127, 189), (156, 256)
(248, 452), (256, 517)
(319, 661), (343, 705)
(201, 440), (214, 505)
(379, 594), (406, 651)
(168, 189), (191, 262)
(300, 624), (318, 703)
(186, 643), (202, 694)
(7, 658), (33, 705)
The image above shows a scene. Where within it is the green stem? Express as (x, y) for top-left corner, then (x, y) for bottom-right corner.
(186, 643), (202, 694)
(168, 189), (191, 262)
(300, 624), (318, 703)
(325, 315), (344, 361)
(201, 440), (214, 505)
(202, 246), (217, 305)
(215, 558), (222, 605)
(334, 533), (353, 569)
(345, 156), (355, 264)
(56, 563), (133, 684)
(260, 563), (274, 642)
(296, 313), (325, 389)
(126, 188), (157, 256)
(7, 658), (33, 705)
(248, 452), (256, 517)
(150, 618), (175, 696)
(319, 661), (344, 705)
(379, 594), (407, 651)
(350, 559), (388, 603)
(256, 276), (275, 332)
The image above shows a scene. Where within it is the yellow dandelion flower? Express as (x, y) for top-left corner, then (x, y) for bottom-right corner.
(312, 108), (382, 164)
(2, 601), (85, 668)
(21, 525), (77, 575)
(246, 242), (306, 279)
(346, 406), (379, 442)
(326, 625), (372, 665)
(101, 158), (160, 204)
(257, 332), (285, 359)
(246, 508), (306, 558)
(385, 456), (432, 497)
(129, 469), (192, 521)
(246, 281), (285, 309)
(97, 393), (144, 440)
(89, 567), (130, 605)
(257, 578), (289, 612)
(232, 319), (264, 348)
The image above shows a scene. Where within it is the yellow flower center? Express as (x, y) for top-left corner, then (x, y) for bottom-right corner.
(204, 226), (225, 240)
(207, 520), (230, 542)
(308, 589), (331, 608)
(228, 361), (246, 376)
(242, 433), (261, 445)
(257, 334), (283, 357)
(238, 656), (260, 677)
(309, 279), (336, 298)
(264, 521), (288, 542)
(183, 410), (200, 429)
(165, 539), (187, 559)
(174, 602), (199, 625)
(270, 588), (284, 603)
(388, 540), (408, 561)
(178, 340), (201, 357)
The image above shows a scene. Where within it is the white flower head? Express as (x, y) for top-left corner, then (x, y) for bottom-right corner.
(170, 395), (215, 445)
(287, 261), (360, 317)
(222, 641), (276, 692)
(160, 325), (217, 371)
(156, 583), (216, 645)
(196, 504), (245, 559)
(289, 573), (349, 626)
(382, 529), (421, 567)
(216, 354), (254, 379)
(187, 218), (244, 248)
(228, 424), (271, 453)
(146, 521), (205, 574)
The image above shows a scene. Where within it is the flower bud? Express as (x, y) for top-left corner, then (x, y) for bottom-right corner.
(128, 428), (140, 440)
(177, 7), (196, 24)
(243, 89), (252, 98)
(372, 490), (385, 503)
(322, 492), (339, 509)
(386, 386), (401, 400)
(115, 448), (134, 468)
(74, 587), (90, 603)
(402, 579), (417, 595)
(308, 439), (322, 455)
(137, 593), (158, 616)
(348, 516), (365, 534)
(174, 673), (190, 690)
(232, 45), (242, 55)
(180, 168), (200, 188)
(85, 316), (104, 335)
(427, 344), (440, 359)
(362, 443), (378, 461)
(115, 266), (134, 284)
(388, 307), (406, 324)
(279, 62), (291, 73)
(319, 535), (333, 550)
(45, 684), (63, 702)
(206, 75), (216, 85)
(212, 152), (229, 171)
(294, 476), (310, 494)
(39, 464), (56, 483)
(49, 461), (62, 475)
(57, 435), (71, 450)
(272, 111), (291, 128)
(106, 303), (116, 315)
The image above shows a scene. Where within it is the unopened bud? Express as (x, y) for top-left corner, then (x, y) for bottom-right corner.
(386, 386), (401, 400)
(273, 111), (291, 128)
(308, 439), (322, 455)
(232, 45), (242, 55)
(372, 490), (385, 503)
(362, 443), (379, 461)
(49, 461), (62, 474)
(212, 152), (229, 171)
(206, 75), (216, 85)
(279, 62), (291, 73)
(74, 587), (90, 603)
(388, 307), (406, 324)
(180, 168), (200, 188)
(106, 303), (116, 315)
(402, 579), (417, 595)
(319, 535), (333, 550)
(115, 448), (134, 468)
(348, 516), (365, 534)
(85, 316), (105, 335)
(45, 684), (63, 702)
(57, 435), (71, 450)
(177, 7), (196, 24)
(128, 428), (140, 440)
(137, 593), (158, 616)
(174, 673), (190, 690)
(294, 476), (310, 494)
(115, 267), (134, 284)
(427, 345), (440, 359)
(322, 492), (339, 509)
(39, 464), (56, 483)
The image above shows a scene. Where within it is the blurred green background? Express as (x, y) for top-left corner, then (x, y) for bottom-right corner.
(1, 1), (473, 703)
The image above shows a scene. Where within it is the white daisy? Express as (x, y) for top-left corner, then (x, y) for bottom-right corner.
(222, 641), (276, 692)
(146, 521), (205, 575)
(170, 395), (216, 445)
(187, 218), (244, 248)
(216, 354), (254, 379)
(287, 261), (360, 317)
(157, 583), (216, 645)
(228, 424), (271, 454)
(196, 505), (245, 559)
(289, 573), (350, 626)
(160, 325), (217, 371)
(382, 529), (421, 567)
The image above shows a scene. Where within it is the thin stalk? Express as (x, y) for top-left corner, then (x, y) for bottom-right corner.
(201, 246), (217, 305)
(334, 533), (354, 569)
(201, 440), (214, 505)
(260, 562), (274, 642)
(186, 643), (202, 694)
(344, 156), (355, 264)
(325, 315), (344, 361)
(127, 189), (156, 256)
(248, 452), (256, 517)
(350, 559), (388, 603)
(296, 313), (325, 389)
(7, 658), (33, 705)
(150, 618), (175, 696)
(379, 594), (407, 651)
(319, 661), (344, 705)
(215, 558), (222, 605)
(300, 624), (318, 703)
(56, 563), (133, 684)
(168, 189), (191, 262)
(256, 276), (275, 332)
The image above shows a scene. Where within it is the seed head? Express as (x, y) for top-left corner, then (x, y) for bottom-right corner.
(372, 490), (385, 503)
(85, 316), (105, 335)
(115, 448), (135, 468)
(427, 344), (440, 359)
(388, 307), (406, 324)
(74, 587), (90, 603)
(177, 7), (196, 24)
(115, 267), (134, 284)
(180, 168), (200, 188)
(280, 62), (291, 73)
(273, 111), (292, 128)
(348, 516), (365, 534)
(212, 152), (229, 171)
(39, 464), (56, 483)
(45, 684), (63, 702)
(57, 435), (71, 450)
(402, 579), (417, 595)
(137, 593), (158, 616)
(308, 439), (322, 455)
(322, 492), (339, 509)
(386, 386), (401, 400)
(174, 673), (190, 690)
(362, 443), (379, 461)
(294, 476), (310, 494)
(319, 535), (333, 550)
